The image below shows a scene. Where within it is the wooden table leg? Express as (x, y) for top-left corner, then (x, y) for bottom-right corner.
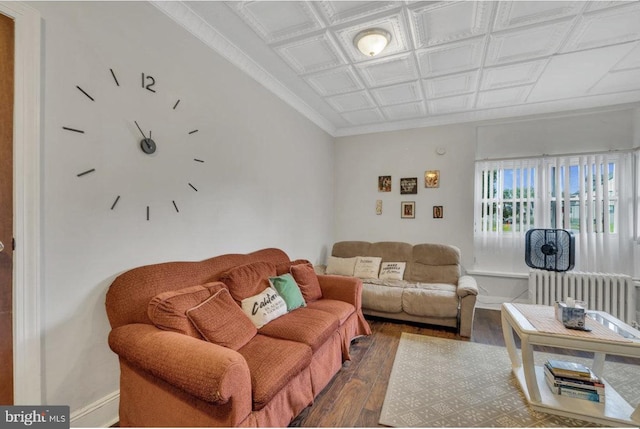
(592, 352), (606, 376)
(501, 308), (521, 369)
(521, 335), (541, 403)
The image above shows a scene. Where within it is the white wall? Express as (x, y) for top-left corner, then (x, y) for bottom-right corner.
(334, 108), (638, 308)
(31, 1), (334, 425)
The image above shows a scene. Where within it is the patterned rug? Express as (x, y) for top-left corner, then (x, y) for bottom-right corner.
(379, 333), (640, 427)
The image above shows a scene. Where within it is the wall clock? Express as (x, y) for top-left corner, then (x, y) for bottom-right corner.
(63, 68), (204, 221)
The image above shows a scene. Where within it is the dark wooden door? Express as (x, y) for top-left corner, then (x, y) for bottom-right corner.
(0, 11), (14, 406)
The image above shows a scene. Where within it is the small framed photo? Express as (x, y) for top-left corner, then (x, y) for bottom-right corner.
(378, 176), (391, 192)
(433, 205), (443, 219)
(400, 177), (418, 194)
(401, 201), (415, 219)
(425, 170), (440, 188)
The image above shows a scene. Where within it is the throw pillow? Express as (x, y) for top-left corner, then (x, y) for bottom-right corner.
(241, 287), (288, 329)
(275, 259), (311, 276)
(290, 263), (323, 302)
(325, 256), (357, 276)
(269, 274), (306, 311)
(353, 256), (382, 279)
(379, 262), (407, 280)
(147, 282), (226, 338)
(186, 288), (256, 350)
(219, 261), (277, 303)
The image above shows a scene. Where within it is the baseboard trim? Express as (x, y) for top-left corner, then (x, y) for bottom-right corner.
(70, 390), (119, 428)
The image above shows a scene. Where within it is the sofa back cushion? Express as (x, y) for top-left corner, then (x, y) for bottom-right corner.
(148, 282), (226, 338)
(186, 288), (257, 350)
(106, 248), (290, 329)
(331, 241), (371, 258)
(275, 259), (310, 276)
(290, 263), (323, 302)
(408, 243), (461, 284)
(220, 261), (277, 303)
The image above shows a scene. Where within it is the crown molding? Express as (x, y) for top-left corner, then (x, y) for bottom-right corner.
(150, 1), (337, 137)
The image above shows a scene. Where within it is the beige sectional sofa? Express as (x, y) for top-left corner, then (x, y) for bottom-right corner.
(323, 241), (478, 337)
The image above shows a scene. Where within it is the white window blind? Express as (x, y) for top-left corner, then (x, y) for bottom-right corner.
(474, 151), (635, 274)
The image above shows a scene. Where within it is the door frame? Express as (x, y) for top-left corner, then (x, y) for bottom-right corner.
(0, 1), (41, 405)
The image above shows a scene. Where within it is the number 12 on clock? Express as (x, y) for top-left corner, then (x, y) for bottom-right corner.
(142, 73), (156, 93)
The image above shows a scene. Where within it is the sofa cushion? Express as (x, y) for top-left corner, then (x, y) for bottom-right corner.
(269, 274), (306, 311)
(305, 299), (355, 325)
(258, 308), (339, 352)
(409, 244), (461, 284)
(147, 282), (226, 338)
(353, 256), (382, 279)
(325, 256), (357, 276)
(220, 261), (276, 302)
(402, 284), (459, 318)
(290, 263), (323, 302)
(275, 259), (310, 276)
(186, 288), (256, 350)
(237, 334), (312, 411)
(361, 283), (403, 313)
(241, 287), (288, 329)
(379, 262), (406, 280)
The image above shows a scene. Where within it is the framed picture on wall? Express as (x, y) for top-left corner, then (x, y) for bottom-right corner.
(378, 176), (391, 192)
(425, 170), (440, 188)
(400, 177), (418, 194)
(433, 206), (443, 219)
(401, 201), (415, 219)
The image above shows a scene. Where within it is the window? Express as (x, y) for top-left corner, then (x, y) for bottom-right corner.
(474, 151), (635, 274)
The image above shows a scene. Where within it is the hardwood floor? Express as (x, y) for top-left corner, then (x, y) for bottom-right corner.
(290, 308), (640, 427)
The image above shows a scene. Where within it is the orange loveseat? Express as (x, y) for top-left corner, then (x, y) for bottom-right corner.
(105, 248), (371, 427)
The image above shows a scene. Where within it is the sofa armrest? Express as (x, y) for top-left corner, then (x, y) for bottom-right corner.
(457, 275), (478, 298)
(109, 324), (251, 405)
(317, 274), (363, 309)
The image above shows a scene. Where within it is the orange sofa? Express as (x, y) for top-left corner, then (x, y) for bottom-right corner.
(105, 248), (371, 427)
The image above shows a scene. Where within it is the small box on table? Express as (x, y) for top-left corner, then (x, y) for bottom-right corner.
(555, 302), (585, 329)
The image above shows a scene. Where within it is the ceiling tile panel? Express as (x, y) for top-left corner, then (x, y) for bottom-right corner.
(342, 108), (385, 125)
(371, 81), (422, 106)
(410, 1), (493, 48)
(356, 53), (419, 87)
(326, 91), (376, 112)
(590, 69), (640, 94)
(424, 70), (479, 99)
(493, 1), (584, 31)
(476, 86), (532, 108)
(314, 1), (400, 25)
(486, 20), (573, 66)
(229, 1), (324, 43)
(612, 42), (640, 71)
(382, 102), (426, 120)
(275, 33), (347, 74)
(334, 12), (409, 62)
(416, 38), (485, 77)
(304, 66), (364, 96)
(428, 94), (474, 115)
(562, 4), (640, 53)
(480, 60), (547, 90)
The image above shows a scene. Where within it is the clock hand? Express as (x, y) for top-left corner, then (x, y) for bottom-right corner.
(134, 120), (148, 139)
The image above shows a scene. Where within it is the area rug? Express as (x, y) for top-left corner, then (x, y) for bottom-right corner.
(379, 333), (640, 427)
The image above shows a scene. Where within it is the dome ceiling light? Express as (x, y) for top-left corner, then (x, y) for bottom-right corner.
(353, 28), (391, 57)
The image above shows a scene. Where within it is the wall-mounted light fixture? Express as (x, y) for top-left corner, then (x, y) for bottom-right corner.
(354, 28), (391, 57)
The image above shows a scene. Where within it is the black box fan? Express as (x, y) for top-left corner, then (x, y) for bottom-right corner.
(525, 229), (575, 272)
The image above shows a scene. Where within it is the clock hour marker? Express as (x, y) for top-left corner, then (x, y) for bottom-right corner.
(77, 168), (95, 177)
(188, 183), (198, 192)
(110, 68), (120, 86)
(173, 99), (180, 110)
(76, 86), (95, 101)
(172, 200), (179, 213)
(63, 126), (84, 134)
(146, 206), (150, 221)
(111, 195), (120, 210)
(188, 129), (198, 135)
(194, 159), (204, 163)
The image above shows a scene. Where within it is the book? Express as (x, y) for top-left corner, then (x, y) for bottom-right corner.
(544, 375), (605, 403)
(545, 359), (594, 379)
(543, 362), (604, 387)
(543, 366), (605, 395)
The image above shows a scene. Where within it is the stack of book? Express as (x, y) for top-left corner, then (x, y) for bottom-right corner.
(543, 359), (605, 403)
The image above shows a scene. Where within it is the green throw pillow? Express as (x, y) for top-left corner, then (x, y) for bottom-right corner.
(269, 274), (306, 311)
